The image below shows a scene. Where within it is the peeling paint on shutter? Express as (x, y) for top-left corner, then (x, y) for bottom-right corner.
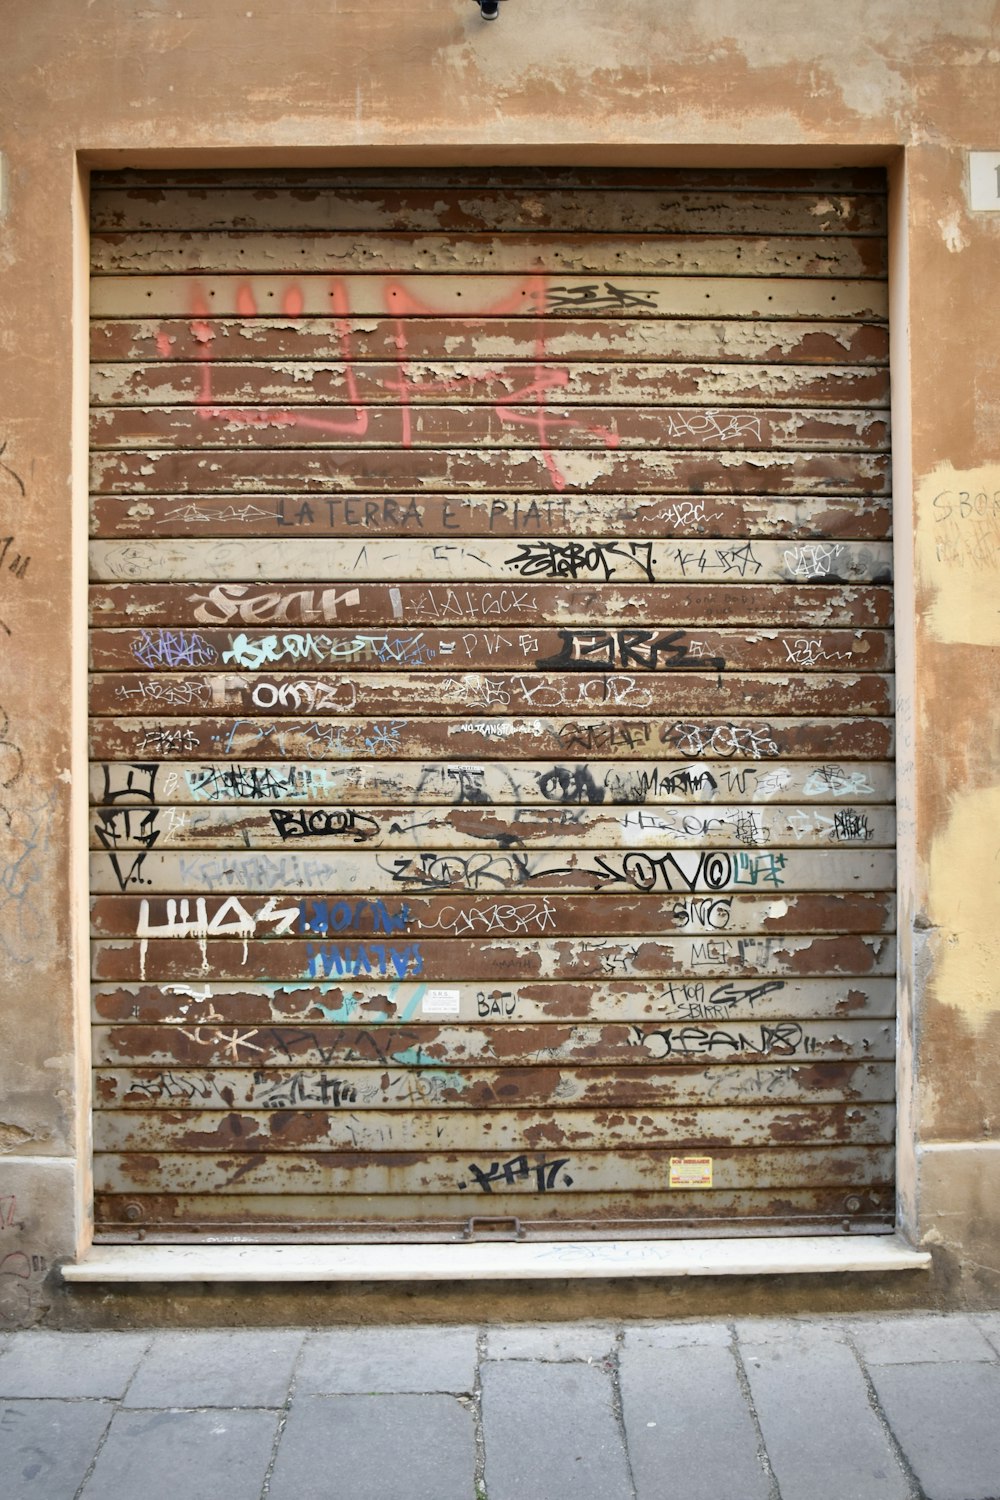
(88, 168), (895, 1241)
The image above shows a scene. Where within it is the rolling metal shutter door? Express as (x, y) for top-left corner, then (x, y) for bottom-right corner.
(88, 168), (895, 1241)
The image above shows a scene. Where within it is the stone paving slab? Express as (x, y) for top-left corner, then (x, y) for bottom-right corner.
(77, 1407), (277, 1500)
(741, 1332), (913, 1500)
(0, 1332), (150, 1399)
(623, 1319), (733, 1351)
(848, 1313), (998, 1365)
(486, 1322), (617, 1362)
(0, 1399), (114, 1500)
(734, 1317), (851, 1348)
(972, 1312), (1000, 1358)
(482, 1358), (632, 1500)
(296, 1325), (477, 1394)
(621, 1340), (770, 1500)
(267, 1394), (475, 1500)
(123, 1329), (304, 1408)
(869, 1361), (1000, 1500)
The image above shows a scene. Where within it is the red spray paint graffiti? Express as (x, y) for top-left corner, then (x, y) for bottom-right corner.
(159, 274), (621, 491)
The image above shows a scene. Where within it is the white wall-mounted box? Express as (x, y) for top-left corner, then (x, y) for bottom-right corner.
(968, 152), (1000, 211)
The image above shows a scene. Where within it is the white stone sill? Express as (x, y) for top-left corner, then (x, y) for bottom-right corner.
(61, 1235), (930, 1284)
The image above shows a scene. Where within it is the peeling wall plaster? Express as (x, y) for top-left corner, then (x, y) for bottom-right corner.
(925, 787), (1000, 1034)
(916, 463), (1000, 648)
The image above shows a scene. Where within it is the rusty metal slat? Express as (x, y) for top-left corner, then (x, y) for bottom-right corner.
(90, 448), (892, 496)
(89, 845), (895, 896)
(90, 362), (893, 411)
(86, 798), (896, 850)
(87, 188), (888, 235)
(92, 1019), (896, 1068)
(88, 201), (881, 244)
(88, 626), (895, 674)
(91, 232), (889, 280)
(90, 274), (890, 323)
(89, 717), (897, 766)
(89, 494), (896, 541)
(91, 975), (898, 1024)
(88, 538), (894, 586)
(93, 1059), (897, 1110)
(88, 716), (895, 764)
(91, 1157), (897, 1217)
(90, 932), (895, 983)
(91, 447), (893, 495)
(89, 667), (898, 721)
(89, 759), (897, 805)
(88, 800), (897, 850)
(91, 167), (888, 192)
(93, 1144), (895, 1196)
(89, 892), (897, 940)
(89, 670), (896, 720)
(92, 405), (890, 454)
(92, 1189), (893, 1231)
(88, 581), (895, 628)
(90, 317), (892, 366)
(92, 1103), (896, 1155)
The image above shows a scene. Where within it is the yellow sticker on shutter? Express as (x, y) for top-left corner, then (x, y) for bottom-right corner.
(669, 1156), (713, 1188)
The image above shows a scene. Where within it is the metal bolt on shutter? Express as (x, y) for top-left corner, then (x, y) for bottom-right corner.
(88, 168), (895, 1241)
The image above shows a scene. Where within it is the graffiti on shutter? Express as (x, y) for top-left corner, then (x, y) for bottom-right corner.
(89, 169), (894, 1239)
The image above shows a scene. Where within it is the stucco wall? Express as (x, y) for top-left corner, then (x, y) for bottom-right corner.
(2, 0), (999, 1322)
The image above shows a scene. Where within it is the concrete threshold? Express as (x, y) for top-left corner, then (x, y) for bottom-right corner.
(61, 1235), (931, 1283)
